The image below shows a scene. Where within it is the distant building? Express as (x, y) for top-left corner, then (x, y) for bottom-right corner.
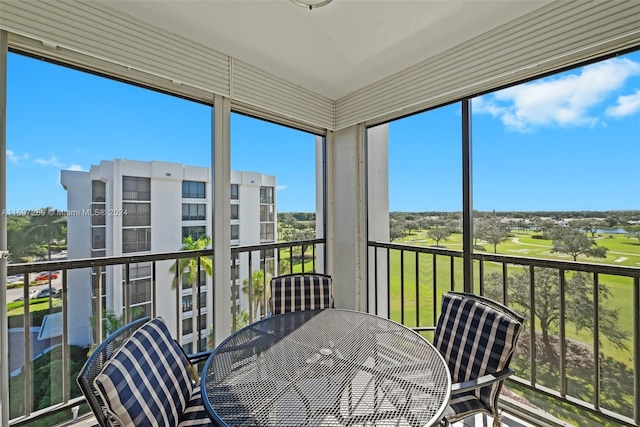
(61, 159), (277, 352)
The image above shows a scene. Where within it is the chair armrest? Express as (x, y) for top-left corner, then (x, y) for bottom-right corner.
(188, 350), (213, 365)
(451, 367), (514, 394)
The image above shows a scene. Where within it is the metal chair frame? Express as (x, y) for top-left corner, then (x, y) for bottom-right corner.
(76, 316), (212, 426)
(437, 292), (524, 427)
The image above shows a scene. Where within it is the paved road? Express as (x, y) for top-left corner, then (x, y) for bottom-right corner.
(7, 275), (62, 302)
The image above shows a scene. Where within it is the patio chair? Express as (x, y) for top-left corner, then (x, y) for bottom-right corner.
(77, 316), (214, 426)
(433, 292), (524, 427)
(269, 273), (334, 315)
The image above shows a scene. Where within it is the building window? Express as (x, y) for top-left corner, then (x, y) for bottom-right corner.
(182, 318), (193, 335)
(91, 267), (106, 302)
(260, 223), (274, 241)
(260, 204), (274, 222)
(125, 262), (152, 280)
(231, 184), (239, 200)
(182, 203), (206, 221)
(131, 303), (151, 319)
(182, 181), (205, 198)
(199, 291), (206, 308)
(198, 337), (208, 352)
(182, 342), (193, 354)
(260, 186), (274, 204)
(123, 176), (150, 201)
(231, 203), (239, 220)
(122, 228), (151, 253)
(261, 258), (275, 276)
(92, 180), (106, 202)
(182, 226), (206, 240)
(182, 295), (193, 312)
(181, 269), (207, 289)
(231, 224), (239, 240)
(128, 279), (152, 305)
(261, 248), (275, 259)
(123, 202), (151, 226)
(199, 314), (207, 331)
(92, 228), (105, 249)
(90, 203), (106, 226)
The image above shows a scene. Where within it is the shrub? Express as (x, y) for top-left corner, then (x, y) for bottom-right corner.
(531, 234), (549, 240)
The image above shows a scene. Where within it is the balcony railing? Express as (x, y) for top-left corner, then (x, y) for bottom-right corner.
(368, 240), (640, 427)
(4, 238), (325, 426)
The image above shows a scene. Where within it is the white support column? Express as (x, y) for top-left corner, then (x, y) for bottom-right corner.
(212, 94), (232, 345)
(366, 124), (390, 317)
(0, 29), (9, 427)
(325, 124), (368, 311)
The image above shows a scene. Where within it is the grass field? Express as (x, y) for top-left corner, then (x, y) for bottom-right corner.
(387, 229), (640, 425)
(391, 229), (640, 346)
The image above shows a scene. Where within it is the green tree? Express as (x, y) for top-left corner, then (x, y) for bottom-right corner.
(280, 224), (316, 264)
(24, 208), (67, 308)
(550, 226), (607, 261)
(405, 219), (419, 235)
(169, 235), (213, 288)
(624, 225), (640, 244)
(242, 270), (272, 318)
(7, 214), (35, 263)
(24, 207), (67, 261)
(476, 216), (509, 253)
(389, 219), (404, 241)
(483, 268), (629, 364)
(572, 218), (602, 237)
(24, 206), (67, 261)
(426, 227), (451, 247)
(535, 219), (557, 237)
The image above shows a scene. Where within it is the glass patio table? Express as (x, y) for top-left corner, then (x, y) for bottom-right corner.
(201, 309), (451, 427)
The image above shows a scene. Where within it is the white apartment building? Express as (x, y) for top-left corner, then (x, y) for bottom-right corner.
(61, 159), (277, 352)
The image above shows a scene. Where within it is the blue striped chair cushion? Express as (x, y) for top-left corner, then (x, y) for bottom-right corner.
(178, 389), (214, 426)
(94, 317), (194, 427)
(447, 391), (490, 420)
(433, 293), (521, 415)
(270, 274), (333, 315)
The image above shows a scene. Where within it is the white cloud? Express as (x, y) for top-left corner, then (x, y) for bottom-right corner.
(6, 150), (30, 165)
(34, 155), (65, 168)
(66, 164), (84, 171)
(474, 57), (640, 132)
(277, 185), (288, 191)
(606, 89), (640, 117)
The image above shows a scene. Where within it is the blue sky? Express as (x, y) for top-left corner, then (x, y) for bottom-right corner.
(5, 51), (640, 213)
(388, 51), (640, 212)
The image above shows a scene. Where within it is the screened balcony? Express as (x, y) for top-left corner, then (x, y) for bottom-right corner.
(1, 1), (640, 426)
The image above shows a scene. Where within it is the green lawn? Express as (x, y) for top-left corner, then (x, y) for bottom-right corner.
(391, 230), (640, 354)
(388, 230), (640, 424)
(7, 298), (62, 316)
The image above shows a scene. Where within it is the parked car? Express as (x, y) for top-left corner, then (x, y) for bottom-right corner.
(35, 272), (59, 281)
(7, 275), (22, 284)
(30, 287), (57, 299)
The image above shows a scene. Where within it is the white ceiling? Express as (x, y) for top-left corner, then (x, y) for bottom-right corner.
(103, 0), (551, 100)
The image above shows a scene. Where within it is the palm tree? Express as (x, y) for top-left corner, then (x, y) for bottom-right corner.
(170, 235), (213, 351)
(25, 207), (66, 261)
(25, 207), (67, 307)
(242, 270), (272, 318)
(169, 235), (213, 288)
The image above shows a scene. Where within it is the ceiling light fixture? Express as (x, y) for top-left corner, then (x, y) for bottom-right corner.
(290, 0), (333, 10)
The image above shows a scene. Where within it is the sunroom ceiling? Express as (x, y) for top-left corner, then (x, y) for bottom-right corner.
(102, 0), (551, 100)
(3, 1), (639, 130)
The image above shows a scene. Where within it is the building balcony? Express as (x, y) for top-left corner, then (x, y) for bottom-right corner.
(4, 239), (638, 427)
